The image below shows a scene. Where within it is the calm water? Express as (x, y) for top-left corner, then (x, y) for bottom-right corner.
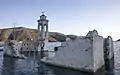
(0, 50), (118, 75)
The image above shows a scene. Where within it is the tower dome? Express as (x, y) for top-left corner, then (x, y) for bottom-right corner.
(40, 12), (47, 20)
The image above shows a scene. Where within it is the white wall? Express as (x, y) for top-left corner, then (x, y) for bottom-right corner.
(44, 42), (61, 51)
(93, 35), (104, 72)
(47, 37), (94, 72)
(4, 44), (12, 56)
(42, 30), (105, 72)
(44, 42), (61, 58)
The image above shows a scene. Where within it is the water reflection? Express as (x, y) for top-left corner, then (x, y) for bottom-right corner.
(0, 52), (115, 75)
(2, 57), (16, 75)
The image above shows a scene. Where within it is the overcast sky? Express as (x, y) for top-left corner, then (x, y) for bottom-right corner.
(0, 0), (120, 40)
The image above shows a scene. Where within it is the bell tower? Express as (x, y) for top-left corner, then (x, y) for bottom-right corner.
(37, 12), (49, 52)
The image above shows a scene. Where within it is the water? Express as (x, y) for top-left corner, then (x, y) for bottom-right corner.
(0, 50), (118, 75)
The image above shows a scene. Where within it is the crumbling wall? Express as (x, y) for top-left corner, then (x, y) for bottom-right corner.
(104, 36), (114, 73)
(42, 30), (113, 73)
(44, 30), (105, 72)
(92, 34), (104, 72)
(87, 29), (104, 72)
(21, 38), (37, 52)
(48, 37), (93, 72)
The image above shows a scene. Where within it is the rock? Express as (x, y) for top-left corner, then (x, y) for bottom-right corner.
(66, 35), (78, 40)
(49, 32), (66, 42)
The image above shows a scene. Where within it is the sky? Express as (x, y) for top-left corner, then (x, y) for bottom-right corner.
(0, 0), (120, 40)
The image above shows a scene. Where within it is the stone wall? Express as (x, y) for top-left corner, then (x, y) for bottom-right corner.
(104, 36), (114, 73)
(104, 36), (114, 60)
(92, 34), (104, 72)
(42, 30), (105, 72)
(48, 37), (93, 72)
(21, 38), (37, 52)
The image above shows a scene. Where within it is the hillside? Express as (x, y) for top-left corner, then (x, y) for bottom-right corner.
(0, 27), (75, 42)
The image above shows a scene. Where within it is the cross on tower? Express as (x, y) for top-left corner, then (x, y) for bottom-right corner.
(42, 11), (44, 14)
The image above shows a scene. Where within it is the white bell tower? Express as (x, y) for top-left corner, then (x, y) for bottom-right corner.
(37, 12), (49, 52)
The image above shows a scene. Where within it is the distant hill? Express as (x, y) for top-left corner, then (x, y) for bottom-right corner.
(0, 27), (77, 42)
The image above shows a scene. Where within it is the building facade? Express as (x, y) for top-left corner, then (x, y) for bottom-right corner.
(41, 30), (114, 73)
(21, 38), (37, 52)
(37, 13), (49, 52)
